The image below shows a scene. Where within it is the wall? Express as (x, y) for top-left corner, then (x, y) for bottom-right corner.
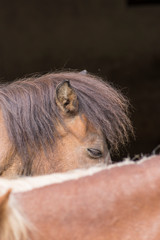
(0, 0), (160, 158)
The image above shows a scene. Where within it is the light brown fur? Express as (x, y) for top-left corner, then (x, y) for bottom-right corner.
(0, 111), (22, 176)
(0, 113), (110, 176)
(1, 155), (160, 240)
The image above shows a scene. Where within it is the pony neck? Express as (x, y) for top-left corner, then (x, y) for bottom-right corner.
(13, 155), (160, 240)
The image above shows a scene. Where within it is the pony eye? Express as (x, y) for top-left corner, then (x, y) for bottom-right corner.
(87, 148), (102, 159)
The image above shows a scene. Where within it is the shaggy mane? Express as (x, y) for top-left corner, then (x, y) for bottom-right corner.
(0, 71), (133, 174)
(0, 191), (30, 240)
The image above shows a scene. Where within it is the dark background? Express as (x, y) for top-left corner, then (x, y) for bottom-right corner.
(0, 0), (160, 159)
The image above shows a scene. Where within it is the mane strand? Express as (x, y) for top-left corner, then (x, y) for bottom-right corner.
(0, 190), (31, 240)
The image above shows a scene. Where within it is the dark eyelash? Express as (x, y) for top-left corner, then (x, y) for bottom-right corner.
(87, 148), (102, 159)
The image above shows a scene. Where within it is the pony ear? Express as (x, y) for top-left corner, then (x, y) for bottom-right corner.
(56, 80), (79, 115)
(0, 189), (11, 214)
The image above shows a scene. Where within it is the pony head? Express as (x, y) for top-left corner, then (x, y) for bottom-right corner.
(0, 71), (133, 176)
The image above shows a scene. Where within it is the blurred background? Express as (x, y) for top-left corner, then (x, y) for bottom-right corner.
(0, 0), (160, 159)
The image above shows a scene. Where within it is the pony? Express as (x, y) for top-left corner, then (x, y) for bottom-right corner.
(0, 154), (160, 240)
(0, 71), (133, 176)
